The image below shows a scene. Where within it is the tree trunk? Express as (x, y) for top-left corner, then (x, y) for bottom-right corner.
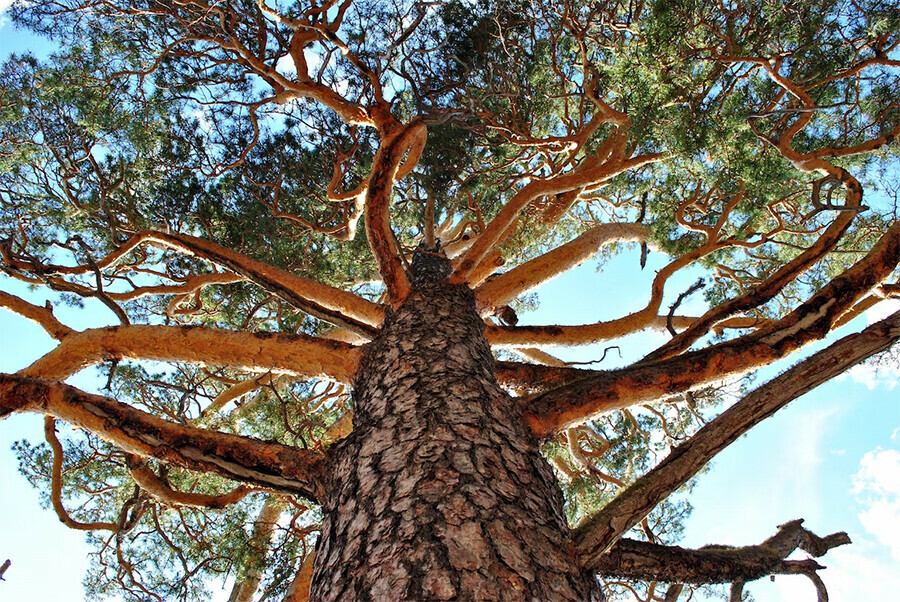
(310, 252), (601, 601)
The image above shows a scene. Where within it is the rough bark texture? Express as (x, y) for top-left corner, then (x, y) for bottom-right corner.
(592, 520), (850, 583)
(310, 251), (601, 601)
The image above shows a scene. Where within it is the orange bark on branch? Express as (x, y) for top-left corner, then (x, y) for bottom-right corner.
(142, 231), (385, 335)
(2, 229), (385, 335)
(125, 453), (260, 509)
(525, 223), (900, 436)
(475, 223), (653, 313)
(450, 151), (662, 284)
(0, 291), (74, 341)
(364, 122), (427, 306)
(485, 315), (760, 348)
(19, 324), (362, 384)
(44, 417), (119, 532)
(1, 375), (328, 501)
(572, 308), (900, 562)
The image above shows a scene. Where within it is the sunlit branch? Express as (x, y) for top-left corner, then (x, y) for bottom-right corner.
(486, 315), (760, 349)
(572, 309), (900, 561)
(19, 324), (361, 384)
(44, 417), (119, 532)
(475, 223), (653, 313)
(3, 229), (385, 335)
(0, 290), (74, 340)
(140, 231), (385, 335)
(1, 375), (327, 501)
(201, 373), (284, 418)
(525, 222), (899, 435)
(451, 151), (663, 284)
(645, 170), (863, 362)
(125, 453), (260, 509)
(226, 497), (282, 602)
(283, 548), (316, 602)
(364, 121), (427, 306)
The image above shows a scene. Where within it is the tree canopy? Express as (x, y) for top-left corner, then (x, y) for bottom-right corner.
(1, 0), (898, 600)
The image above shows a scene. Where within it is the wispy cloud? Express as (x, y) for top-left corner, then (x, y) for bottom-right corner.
(851, 446), (900, 561)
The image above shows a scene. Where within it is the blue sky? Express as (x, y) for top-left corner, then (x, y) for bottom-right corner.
(1, 7), (899, 602)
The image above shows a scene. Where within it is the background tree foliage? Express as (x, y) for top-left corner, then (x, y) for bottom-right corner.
(1, 0), (898, 600)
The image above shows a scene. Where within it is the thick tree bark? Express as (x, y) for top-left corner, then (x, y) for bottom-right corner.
(309, 252), (601, 601)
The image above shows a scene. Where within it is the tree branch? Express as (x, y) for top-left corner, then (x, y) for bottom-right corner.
(1, 375), (328, 502)
(20, 324), (362, 384)
(593, 520), (850, 583)
(363, 122), (426, 306)
(125, 453), (261, 509)
(142, 231), (384, 335)
(475, 223), (653, 313)
(572, 308), (900, 562)
(0, 291), (74, 341)
(525, 222), (899, 435)
(227, 497), (283, 602)
(44, 416), (119, 532)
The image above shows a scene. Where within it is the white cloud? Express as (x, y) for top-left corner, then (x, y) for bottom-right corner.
(846, 362), (900, 390)
(851, 447), (900, 561)
(823, 541), (900, 601)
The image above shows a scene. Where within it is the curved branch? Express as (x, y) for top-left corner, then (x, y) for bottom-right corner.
(572, 308), (900, 562)
(486, 315), (761, 348)
(4, 230), (385, 336)
(44, 416), (119, 532)
(364, 121), (427, 306)
(475, 223), (653, 313)
(526, 222), (899, 435)
(0, 291), (74, 340)
(20, 324), (362, 384)
(142, 231), (384, 335)
(451, 150), (662, 284)
(125, 453), (261, 509)
(1, 375), (327, 502)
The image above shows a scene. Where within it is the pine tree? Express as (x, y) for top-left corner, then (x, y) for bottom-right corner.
(1, 1), (898, 600)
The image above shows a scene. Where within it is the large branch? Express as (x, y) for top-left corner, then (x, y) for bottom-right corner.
(475, 223), (653, 313)
(643, 176), (860, 362)
(572, 308), (900, 564)
(450, 151), (662, 284)
(3, 230), (385, 336)
(227, 497), (283, 602)
(18, 323), (361, 384)
(0, 375), (327, 502)
(363, 122), (426, 306)
(143, 231), (384, 335)
(594, 521), (850, 583)
(525, 222), (899, 435)
(485, 315), (760, 348)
